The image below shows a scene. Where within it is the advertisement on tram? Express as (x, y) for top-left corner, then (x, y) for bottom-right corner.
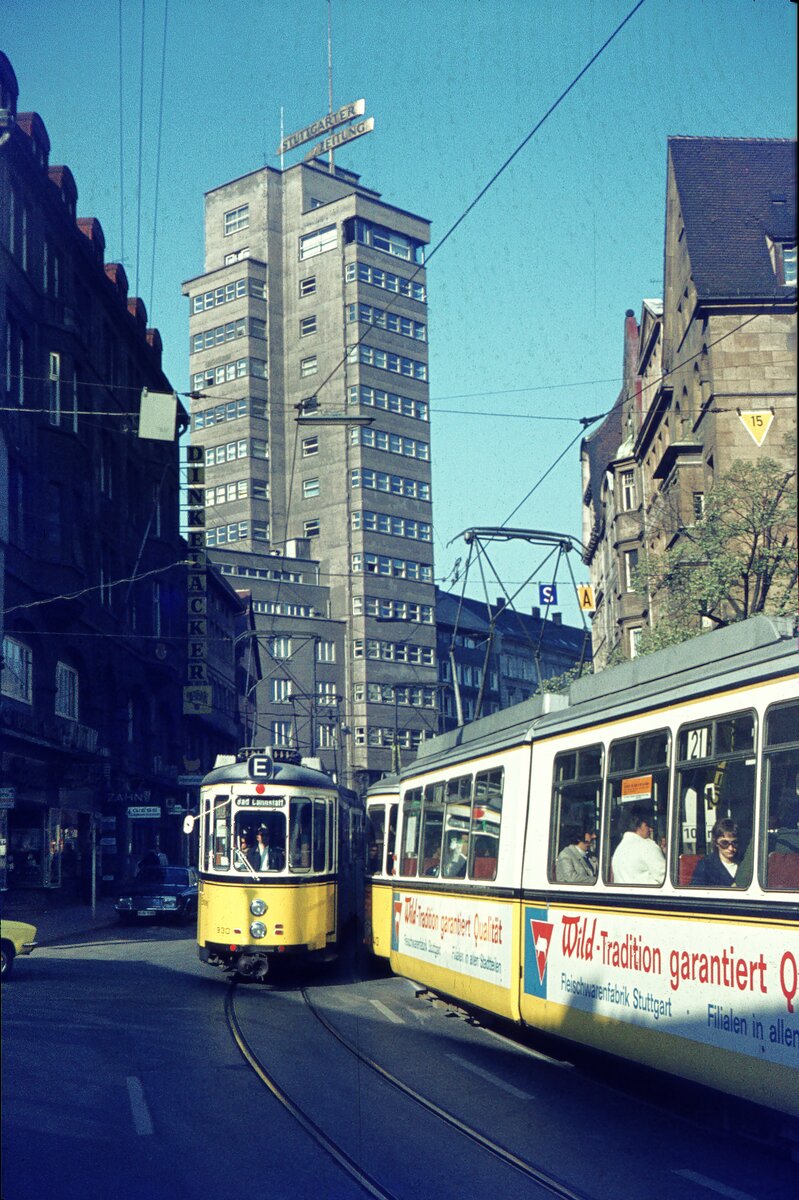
(523, 905), (799, 1069)
(391, 890), (514, 990)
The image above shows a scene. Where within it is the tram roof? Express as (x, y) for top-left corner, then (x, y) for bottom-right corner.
(408, 615), (797, 772)
(201, 758), (344, 792)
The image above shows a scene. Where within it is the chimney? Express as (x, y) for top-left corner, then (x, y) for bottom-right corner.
(552, 612), (562, 626)
(532, 606), (540, 619)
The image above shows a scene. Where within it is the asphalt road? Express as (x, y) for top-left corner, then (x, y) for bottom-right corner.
(2, 927), (797, 1200)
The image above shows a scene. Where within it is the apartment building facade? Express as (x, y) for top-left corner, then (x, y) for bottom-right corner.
(582, 137), (796, 666)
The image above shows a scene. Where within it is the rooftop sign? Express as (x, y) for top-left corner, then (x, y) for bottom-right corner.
(304, 117), (374, 162)
(278, 99), (366, 156)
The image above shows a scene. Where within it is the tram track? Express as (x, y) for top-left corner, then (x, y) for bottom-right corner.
(224, 977), (593, 1200)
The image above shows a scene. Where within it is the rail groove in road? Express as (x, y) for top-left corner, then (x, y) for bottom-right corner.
(224, 983), (399, 1200)
(299, 986), (590, 1200)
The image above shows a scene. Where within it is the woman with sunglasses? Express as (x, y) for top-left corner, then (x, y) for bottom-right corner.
(690, 818), (741, 887)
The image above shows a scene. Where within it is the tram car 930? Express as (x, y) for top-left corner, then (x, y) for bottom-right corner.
(194, 747), (363, 980)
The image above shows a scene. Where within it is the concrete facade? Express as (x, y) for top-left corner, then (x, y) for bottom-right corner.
(183, 157), (435, 789)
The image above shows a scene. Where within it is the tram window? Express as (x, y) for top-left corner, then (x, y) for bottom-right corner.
(367, 806), (385, 875)
(606, 731), (669, 887)
(421, 782), (445, 876)
(400, 787), (422, 875)
(313, 799), (328, 872)
(470, 769), (502, 881)
(209, 793), (232, 870)
(387, 804), (398, 874)
(290, 798), (312, 870)
(675, 711), (755, 890)
(549, 746), (603, 885)
(442, 775), (472, 879)
(763, 700), (799, 891)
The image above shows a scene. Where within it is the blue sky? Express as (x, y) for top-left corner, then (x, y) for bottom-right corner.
(4, 0), (796, 623)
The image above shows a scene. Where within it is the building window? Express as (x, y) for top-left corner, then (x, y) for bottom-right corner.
(303, 519), (320, 538)
(300, 355), (318, 378)
(619, 469), (637, 511)
(271, 720), (293, 747)
(781, 244), (797, 286)
(623, 548), (639, 592)
(299, 225), (337, 260)
(55, 662), (79, 720)
(270, 678), (292, 703)
(692, 492), (705, 521)
(300, 315), (317, 337)
(1, 636), (33, 703)
(302, 478), (320, 499)
(48, 351), (61, 425)
(317, 640), (335, 663)
(629, 627), (643, 659)
(317, 724), (337, 749)
(224, 205), (249, 236)
(316, 682), (337, 707)
(300, 276), (316, 297)
(270, 637), (292, 658)
(301, 436), (319, 457)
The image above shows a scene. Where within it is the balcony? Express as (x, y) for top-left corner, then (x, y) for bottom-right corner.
(58, 721), (100, 753)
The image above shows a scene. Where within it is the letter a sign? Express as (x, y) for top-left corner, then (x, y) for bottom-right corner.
(577, 584), (596, 612)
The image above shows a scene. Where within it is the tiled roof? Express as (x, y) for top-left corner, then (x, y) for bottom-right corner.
(669, 137), (796, 299)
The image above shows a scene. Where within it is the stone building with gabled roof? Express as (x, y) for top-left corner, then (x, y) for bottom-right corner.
(582, 136), (796, 666)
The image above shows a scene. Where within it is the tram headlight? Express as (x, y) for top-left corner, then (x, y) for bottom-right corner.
(250, 898), (267, 917)
(250, 921), (266, 939)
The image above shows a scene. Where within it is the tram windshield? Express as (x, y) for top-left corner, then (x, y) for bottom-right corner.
(201, 790), (333, 874)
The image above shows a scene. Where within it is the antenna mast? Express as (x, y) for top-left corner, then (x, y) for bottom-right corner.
(327, 0), (334, 172)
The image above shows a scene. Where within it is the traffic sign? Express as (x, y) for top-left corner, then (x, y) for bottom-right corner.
(538, 584), (558, 606)
(739, 411), (774, 446)
(577, 585), (596, 612)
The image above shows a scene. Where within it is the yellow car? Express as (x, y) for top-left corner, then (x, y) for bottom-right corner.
(1, 918), (38, 979)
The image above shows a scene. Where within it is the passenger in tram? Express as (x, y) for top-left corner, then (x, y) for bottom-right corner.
(690, 819), (740, 887)
(443, 833), (468, 878)
(610, 806), (666, 885)
(555, 823), (598, 883)
(424, 846), (441, 876)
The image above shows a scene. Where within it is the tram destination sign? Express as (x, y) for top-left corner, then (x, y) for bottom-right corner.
(237, 795), (285, 809)
(278, 99), (365, 156)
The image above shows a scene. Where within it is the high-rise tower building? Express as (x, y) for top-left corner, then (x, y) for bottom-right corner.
(183, 157), (436, 789)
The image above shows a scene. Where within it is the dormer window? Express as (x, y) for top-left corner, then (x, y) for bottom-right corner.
(766, 235), (796, 286)
(780, 244), (797, 286)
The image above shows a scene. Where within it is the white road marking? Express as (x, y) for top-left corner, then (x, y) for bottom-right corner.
(673, 1170), (759, 1200)
(126, 1076), (154, 1136)
(369, 998), (404, 1024)
(445, 1053), (534, 1099)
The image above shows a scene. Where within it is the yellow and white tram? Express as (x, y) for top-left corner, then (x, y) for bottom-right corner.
(365, 775), (399, 959)
(196, 747), (363, 980)
(378, 616), (799, 1116)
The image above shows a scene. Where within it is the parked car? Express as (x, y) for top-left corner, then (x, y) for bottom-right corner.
(1, 918), (38, 979)
(115, 866), (199, 924)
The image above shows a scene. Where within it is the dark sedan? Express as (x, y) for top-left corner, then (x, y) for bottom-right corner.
(115, 866), (199, 923)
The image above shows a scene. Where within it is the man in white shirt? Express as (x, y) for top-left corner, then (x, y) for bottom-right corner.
(611, 807), (665, 885)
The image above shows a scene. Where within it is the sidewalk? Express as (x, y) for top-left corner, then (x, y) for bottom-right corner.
(0, 889), (119, 944)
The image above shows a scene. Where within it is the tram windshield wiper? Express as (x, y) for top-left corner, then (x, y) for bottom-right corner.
(233, 847), (259, 880)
